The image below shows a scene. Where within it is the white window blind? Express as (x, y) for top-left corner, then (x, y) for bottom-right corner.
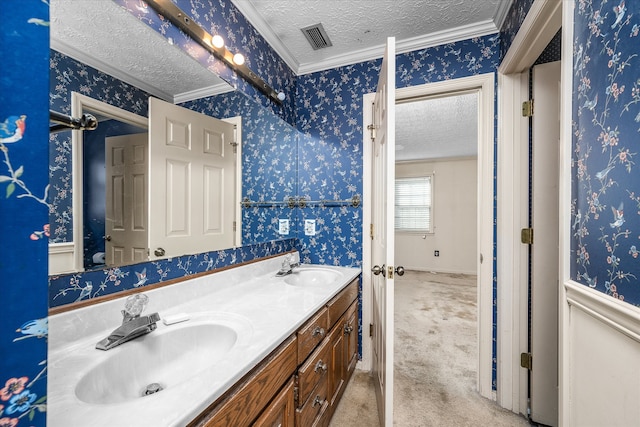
(395, 176), (432, 232)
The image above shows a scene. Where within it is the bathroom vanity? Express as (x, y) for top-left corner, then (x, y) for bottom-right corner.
(48, 252), (360, 426)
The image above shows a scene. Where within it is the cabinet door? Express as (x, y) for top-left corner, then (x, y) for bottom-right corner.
(344, 301), (358, 378)
(328, 315), (346, 408)
(253, 377), (295, 427)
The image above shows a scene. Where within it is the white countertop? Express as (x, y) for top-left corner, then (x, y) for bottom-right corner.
(47, 253), (360, 427)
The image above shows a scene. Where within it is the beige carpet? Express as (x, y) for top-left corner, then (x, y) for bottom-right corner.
(330, 271), (530, 426)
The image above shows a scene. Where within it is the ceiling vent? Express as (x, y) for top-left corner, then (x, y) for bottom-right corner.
(301, 23), (333, 50)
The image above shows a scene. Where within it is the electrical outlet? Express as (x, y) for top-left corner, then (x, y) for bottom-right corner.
(434, 250), (440, 257)
(304, 219), (316, 236)
(278, 219), (289, 235)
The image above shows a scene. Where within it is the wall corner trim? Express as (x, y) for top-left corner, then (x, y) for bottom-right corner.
(565, 280), (640, 343)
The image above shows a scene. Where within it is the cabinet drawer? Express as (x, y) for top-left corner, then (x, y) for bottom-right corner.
(297, 307), (328, 365)
(327, 279), (358, 329)
(297, 335), (331, 407)
(295, 376), (329, 427)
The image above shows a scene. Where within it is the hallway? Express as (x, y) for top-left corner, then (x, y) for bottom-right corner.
(331, 271), (529, 426)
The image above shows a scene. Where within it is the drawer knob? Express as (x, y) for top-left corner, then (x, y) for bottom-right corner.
(313, 395), (327, 408)
(314, 360), (328, 373)
(312, 326), (325, 338)
(344, 324), (354, 335)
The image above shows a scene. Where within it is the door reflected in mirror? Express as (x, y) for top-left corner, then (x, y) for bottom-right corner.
(86, 118), (148, 270)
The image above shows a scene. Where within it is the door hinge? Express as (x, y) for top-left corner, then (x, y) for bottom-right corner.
(520, 352), (532, 370)
(369, 323), (374, 337)
(293, 386), (299, 405)
(521, 227), (533, 244)
(233, 221), (237, 232)
(367, 123), (376, 142)
(370, 223), (374, 240)
(522, 100), (534, 117)
(230, 141), (238, 154)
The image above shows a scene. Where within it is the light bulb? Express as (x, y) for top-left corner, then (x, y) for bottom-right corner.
(211, 35), (224, 48)
(233, 53), (245, 65)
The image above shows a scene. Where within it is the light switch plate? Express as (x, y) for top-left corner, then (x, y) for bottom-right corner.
(278, 219), (289, 235)
(304, 219), (316, 236)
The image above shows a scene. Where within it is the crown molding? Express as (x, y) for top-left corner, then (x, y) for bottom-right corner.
(494, 0), (514, 31)
(173, 83), (235, 104)
(230, 0), (300, 73)
(50, 37), (173, 102)
(297, 20), (498, 75)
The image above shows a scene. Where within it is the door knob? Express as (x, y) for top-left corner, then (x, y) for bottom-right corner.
(104, 235), (112, 242)
(154, 248), (165, 257)
(371, 264), (386, 277)
(395, 266), (405, 276)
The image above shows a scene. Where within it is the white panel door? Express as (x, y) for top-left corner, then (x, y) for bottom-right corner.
(105, 133), (149, 266)
(531, 60), (561, 426)
(148, 97), (236, 259)
(371, 37), (396, 427)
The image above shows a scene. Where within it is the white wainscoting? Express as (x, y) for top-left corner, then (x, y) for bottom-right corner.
(49, 242), (76, 275)
(564, 280), (640, 426)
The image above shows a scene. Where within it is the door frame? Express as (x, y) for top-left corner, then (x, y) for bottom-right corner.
(361, 72), (495, 399)
(48, 93), (148, 274)
(495, 0), (564, 416)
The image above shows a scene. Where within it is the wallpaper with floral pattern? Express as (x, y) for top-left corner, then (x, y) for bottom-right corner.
(0, 1), (49, 426)
(500, 0), (536, 59)
(49, 238), (297, 307)
(572, 0), (640, 306)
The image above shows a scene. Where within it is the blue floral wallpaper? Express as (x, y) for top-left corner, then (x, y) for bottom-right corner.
(113, 0), (297, 127)
(295, 35), (501, 268)
(49, 238), (297, 307)
(49, 50), (151, 244)
(500, 0), (536, 58)
(572, 0), (640, 306)
(0, 1), (49, 426)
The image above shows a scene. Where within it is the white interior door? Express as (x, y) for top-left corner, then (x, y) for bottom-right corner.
(148, 97), (236, 260)
(105, 133), (149, 265)
(530, 60), (560, 426)
(371, 37), (396, 427)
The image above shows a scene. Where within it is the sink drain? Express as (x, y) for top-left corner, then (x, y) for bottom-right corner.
(142, 383), (164, 396)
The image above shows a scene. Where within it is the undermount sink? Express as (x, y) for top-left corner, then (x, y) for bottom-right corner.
(283, 267), (341, 287)
(75, 318), (244, 404)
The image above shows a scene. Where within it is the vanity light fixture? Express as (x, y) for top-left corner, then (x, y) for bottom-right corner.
(232, 53), (245, 65)
(145, 0), (283, 105)
(210, 34), (225, 49)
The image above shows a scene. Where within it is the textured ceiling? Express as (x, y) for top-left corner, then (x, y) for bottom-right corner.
(231, 0), (507, 74)
(396, 93), (478, 162)
(50, 0), (230, 103)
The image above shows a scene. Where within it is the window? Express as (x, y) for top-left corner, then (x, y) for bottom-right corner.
(395, 176), (432, 232)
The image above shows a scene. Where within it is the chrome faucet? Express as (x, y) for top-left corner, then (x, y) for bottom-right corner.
(276, 254), (300, 276)
(96, 294), (160, 351)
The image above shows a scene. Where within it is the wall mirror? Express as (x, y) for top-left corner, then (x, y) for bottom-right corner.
(49, 0), (299, 278)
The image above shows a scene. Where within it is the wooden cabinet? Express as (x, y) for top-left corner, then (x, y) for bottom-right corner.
(190, 277), (359, 427)
(188, 337), (297, 427)
(253, 377), (296, 427)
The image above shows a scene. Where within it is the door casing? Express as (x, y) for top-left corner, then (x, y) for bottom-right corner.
(496, 0), (563, 416)
(361, 72), (495, 400)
